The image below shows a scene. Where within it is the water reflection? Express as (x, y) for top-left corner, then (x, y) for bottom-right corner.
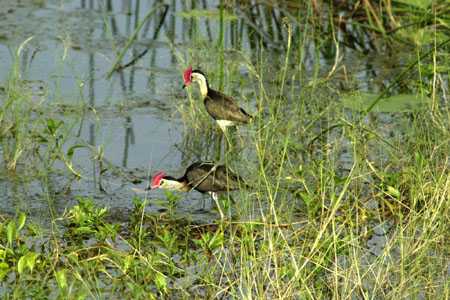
(0, 0), (409, 215)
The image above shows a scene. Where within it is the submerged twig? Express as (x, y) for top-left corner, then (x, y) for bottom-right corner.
(235, 6), (284, 50)
(106, 4), (168, 78)
(362, 38), (450, 117)
(308, 123), (344, 147)
(116, 4), (170, 72)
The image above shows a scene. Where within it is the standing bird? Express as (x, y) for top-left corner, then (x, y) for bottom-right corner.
(150, 161), (246, 218)
(182, 66), (253, 132)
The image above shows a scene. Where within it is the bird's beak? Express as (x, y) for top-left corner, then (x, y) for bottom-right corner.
(149, 184), (160, 190)
(147, 183), (160, 190)
(182, 80), (191, 89)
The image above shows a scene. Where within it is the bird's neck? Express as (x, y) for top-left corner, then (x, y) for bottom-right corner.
(163, 178), (190, 192)
(194, 74), (209, 99)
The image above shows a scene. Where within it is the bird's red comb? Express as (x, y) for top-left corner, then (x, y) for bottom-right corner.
(151, 171), (166, 189)
(183, 66), (193, 85)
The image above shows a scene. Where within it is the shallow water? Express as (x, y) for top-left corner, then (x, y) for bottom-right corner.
(0, 0), (415, 221)
(0, 0), (213, 218)
(1, 2), (447, 299)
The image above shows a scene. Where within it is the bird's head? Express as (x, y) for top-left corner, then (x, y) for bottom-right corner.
(150, 171), (166, 189)
(182, 66), (208, 90)
(150, 171), (184, 191)
(182, 66), (193, 88)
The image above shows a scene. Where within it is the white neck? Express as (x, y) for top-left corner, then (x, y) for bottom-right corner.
(161, 179), (188, 192)
(192, 73), (208, 98)
(216, 120), (235, 132)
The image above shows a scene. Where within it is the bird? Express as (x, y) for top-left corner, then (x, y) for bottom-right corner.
(182, 66), (253, 132)
(150, 161), (246, 218)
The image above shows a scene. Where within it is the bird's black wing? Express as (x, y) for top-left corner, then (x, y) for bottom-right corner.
(184, 162), (245, 193)
(205, 89), (252, 123)
(213, 165), (247, 191)
(184, 162), (216, 193)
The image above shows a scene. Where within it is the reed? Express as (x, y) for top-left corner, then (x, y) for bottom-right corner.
(0, 0), (448, 299)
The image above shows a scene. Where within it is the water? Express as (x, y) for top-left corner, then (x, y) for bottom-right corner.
(1, 2), (446, 298)
(0, 0), (415, 219)
(0, 0), (221, 218)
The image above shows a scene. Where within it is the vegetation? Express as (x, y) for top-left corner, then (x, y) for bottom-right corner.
(0, 0), (449, 299)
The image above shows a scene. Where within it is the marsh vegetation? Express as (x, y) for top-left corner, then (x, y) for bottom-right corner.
(0, 0), (449, 298)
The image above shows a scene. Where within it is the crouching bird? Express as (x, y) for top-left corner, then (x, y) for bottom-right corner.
(150, 161), (246, 219)
(182, 66), (253, 132)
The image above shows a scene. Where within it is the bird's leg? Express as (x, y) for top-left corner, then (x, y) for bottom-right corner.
(201, 197), (207, 210)
(215, 122), (231, 147)
(228, 194), (236, 204)
(236, 127), (245, 147)
(222, 127), (233, 148)
(209, 192), (224, 220)
(217, 121), (227, 134)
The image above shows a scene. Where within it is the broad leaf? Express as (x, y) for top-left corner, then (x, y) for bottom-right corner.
(342, 92), (429, 112)
(17, 212), (26, 232)
(395, 0), (432, 9)
(178, 9), (237, 21)
(55, 269), (67, 290)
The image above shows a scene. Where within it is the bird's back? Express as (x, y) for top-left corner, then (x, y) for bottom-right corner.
(184, 162), (244, 193)
(204, 89), (252, 123)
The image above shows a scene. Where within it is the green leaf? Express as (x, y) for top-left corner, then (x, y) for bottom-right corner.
(123, 255), (133, 273)
(208, 231), (224, 250)
(17, 252), (38, 274)
(300, 192), (312, 206)
(7, 221), (16, 247)
(17, 255), (26, 274)
(342, 92), (430, 112)
(55, 269), (67, 290)
(46, 118), (63, 135)
(67, 253), (79, 264)
(66, 144), (87, 160)
(178, 9), (237, 21)
(0, 262), (10, 281)
(62, 159), (82, 179)
(386, 186), (401, 199)
(26, 252), (38, 273)
(0, 262), (9, 270)
(164, 190), (181, 203)
(74, 226), (95, 235)
(154, 272), (167, 293)
(17, 212), (26, 232)
(27, 223), (43, 237)
(395, 0), (432, 9)
(17, 37), (34, 57)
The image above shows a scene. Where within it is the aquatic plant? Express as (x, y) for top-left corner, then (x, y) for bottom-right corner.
(0, 0), (448, 298)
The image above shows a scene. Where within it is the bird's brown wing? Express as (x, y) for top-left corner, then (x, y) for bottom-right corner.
(184, 162), (216, 193)
(205, 89), (252, 123)
(185, 162), (244, 193)
(212, 165), (246, 191)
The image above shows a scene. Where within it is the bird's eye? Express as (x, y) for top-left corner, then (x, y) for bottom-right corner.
(159, 179), (165, 186)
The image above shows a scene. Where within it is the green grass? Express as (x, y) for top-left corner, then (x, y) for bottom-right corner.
(0, 1), (449, 299)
